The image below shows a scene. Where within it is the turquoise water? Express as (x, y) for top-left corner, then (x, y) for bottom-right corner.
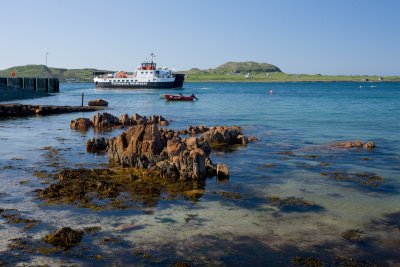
(0, 82), (400, 266)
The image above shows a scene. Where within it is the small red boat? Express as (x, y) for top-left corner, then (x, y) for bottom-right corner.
(164, 94), (198, 101)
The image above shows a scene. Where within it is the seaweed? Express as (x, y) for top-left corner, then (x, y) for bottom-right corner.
(266, 196), (323, 212)
(341, 229), (365, 244)
(321, 171), (384, 189)
(35, 167), (206, 210)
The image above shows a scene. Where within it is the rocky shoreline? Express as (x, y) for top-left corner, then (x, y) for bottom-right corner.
(0, 104), (104, 117)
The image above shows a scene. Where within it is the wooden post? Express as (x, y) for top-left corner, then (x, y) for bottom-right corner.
(81, 93), (84, 106)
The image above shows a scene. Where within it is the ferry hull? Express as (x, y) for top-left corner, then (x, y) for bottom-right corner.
(95, 74), (185, 89)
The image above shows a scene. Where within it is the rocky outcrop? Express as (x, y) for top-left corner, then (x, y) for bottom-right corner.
(88, 99), (108, 107)
(70, 118), (93, 131)
(107, 124), (219, 180)
(200, 126), (249, 145)
(331, 140), (376, 150)
(71, 112), (170, 131)
(0, 104), (101, 117)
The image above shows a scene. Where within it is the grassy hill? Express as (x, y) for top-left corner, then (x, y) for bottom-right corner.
(182, 61), (281, 76)
(0, 65), (110, 82)
(1, 63), (399, 83)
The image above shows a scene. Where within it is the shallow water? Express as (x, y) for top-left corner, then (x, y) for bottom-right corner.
(1, 82), (400, 266)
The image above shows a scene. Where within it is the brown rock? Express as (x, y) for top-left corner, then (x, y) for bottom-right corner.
(364, 141), (376, 150)
(216, 163), (229, 179)
(167, 137), (186, 158)
(70, 118), (93, 131)
(200, 126), (245, 145)
(92, 112), (120, 128)
(88, 99), (108, 107)
(86, 137), (108, 152)
(119, 113), (130, 126)
(185, 137), (198, 150)
(108, 124), (164, 168)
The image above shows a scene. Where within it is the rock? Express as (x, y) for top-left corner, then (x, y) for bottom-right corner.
(185, 137), (198, 150)
(189, 148), (207, 179)
(216, 163), (229, 179)
(119, 113), (130, 126)
(331, 140), (376, 150)
(86, 137), (108, 152)
(200, 126), (245, 145)
(70, 118), (93, 131)
(108, 124), (215, 180)
(167, 137), (186, 157)
(248, 136), (258, 142)
(364, 141), (376, 150)
(108, 124), (164, 168)
(43, 227), (84, 249)
(88, 99), (108, 107)
(92, 112), (120, 128)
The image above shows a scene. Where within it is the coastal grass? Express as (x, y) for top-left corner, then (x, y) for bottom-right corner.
(185, 72), (400, 82)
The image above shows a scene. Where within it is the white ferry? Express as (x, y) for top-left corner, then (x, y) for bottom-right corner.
(93, 54), (184, 89)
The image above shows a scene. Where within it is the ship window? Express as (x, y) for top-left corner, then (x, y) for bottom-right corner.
(141, 72), (144, 74)
(150, 71), (153, 74)
(145, 71), (148, 74)
(135, 80), (138, 82)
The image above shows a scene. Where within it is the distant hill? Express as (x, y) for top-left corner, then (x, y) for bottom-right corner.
(182, 61), (282, 75)
(0, 65), (111, 82)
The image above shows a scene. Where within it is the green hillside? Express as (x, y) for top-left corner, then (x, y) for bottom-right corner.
(0, 65), (110, 82)
(182, 61), (281, 76)
(1, 63), (399, 83)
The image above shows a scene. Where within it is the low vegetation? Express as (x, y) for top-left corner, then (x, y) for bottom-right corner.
(2, 62), (399, 83)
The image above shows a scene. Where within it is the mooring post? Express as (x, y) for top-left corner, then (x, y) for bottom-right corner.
(81, 93), (84, 106)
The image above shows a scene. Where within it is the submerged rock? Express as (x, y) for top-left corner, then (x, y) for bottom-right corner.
(43, 227), (83, 249)
(341, 229), (365, 243)
(321, 171), (384, 189)
(88, 99), (108, 107)
(36, 167), (206, 210)
(267, 196), (323, 212)
(331, 140), (376, 150)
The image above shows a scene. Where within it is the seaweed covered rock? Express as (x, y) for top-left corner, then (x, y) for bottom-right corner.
(36, 168), (206, 209)
(331, 140), (376, 150)
(43, 227), (83, 249)
(70, 118), (93, 131)
(200, 126), (248, 146)
(88, 99), (108, 107)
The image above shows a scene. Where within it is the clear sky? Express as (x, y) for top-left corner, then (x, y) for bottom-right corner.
(1, 0), (399, 75)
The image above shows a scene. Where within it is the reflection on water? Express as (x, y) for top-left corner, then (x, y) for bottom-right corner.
(1, 82), (400, 265)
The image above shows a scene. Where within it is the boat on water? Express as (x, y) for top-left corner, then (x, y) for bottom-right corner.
(93, 53), (185, 89)
(164, 94), (198, 101)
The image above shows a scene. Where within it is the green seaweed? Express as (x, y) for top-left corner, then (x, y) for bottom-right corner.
(341, 229), (365, 243)
(292, 256), (325, 267)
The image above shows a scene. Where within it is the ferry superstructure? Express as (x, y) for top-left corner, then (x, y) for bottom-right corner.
(93, 54), (184, 89)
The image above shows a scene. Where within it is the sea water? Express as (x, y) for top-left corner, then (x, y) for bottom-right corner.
(0, 82), (399, 266)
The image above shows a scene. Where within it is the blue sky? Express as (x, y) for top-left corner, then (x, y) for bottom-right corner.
(0, 0), (399, 75)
